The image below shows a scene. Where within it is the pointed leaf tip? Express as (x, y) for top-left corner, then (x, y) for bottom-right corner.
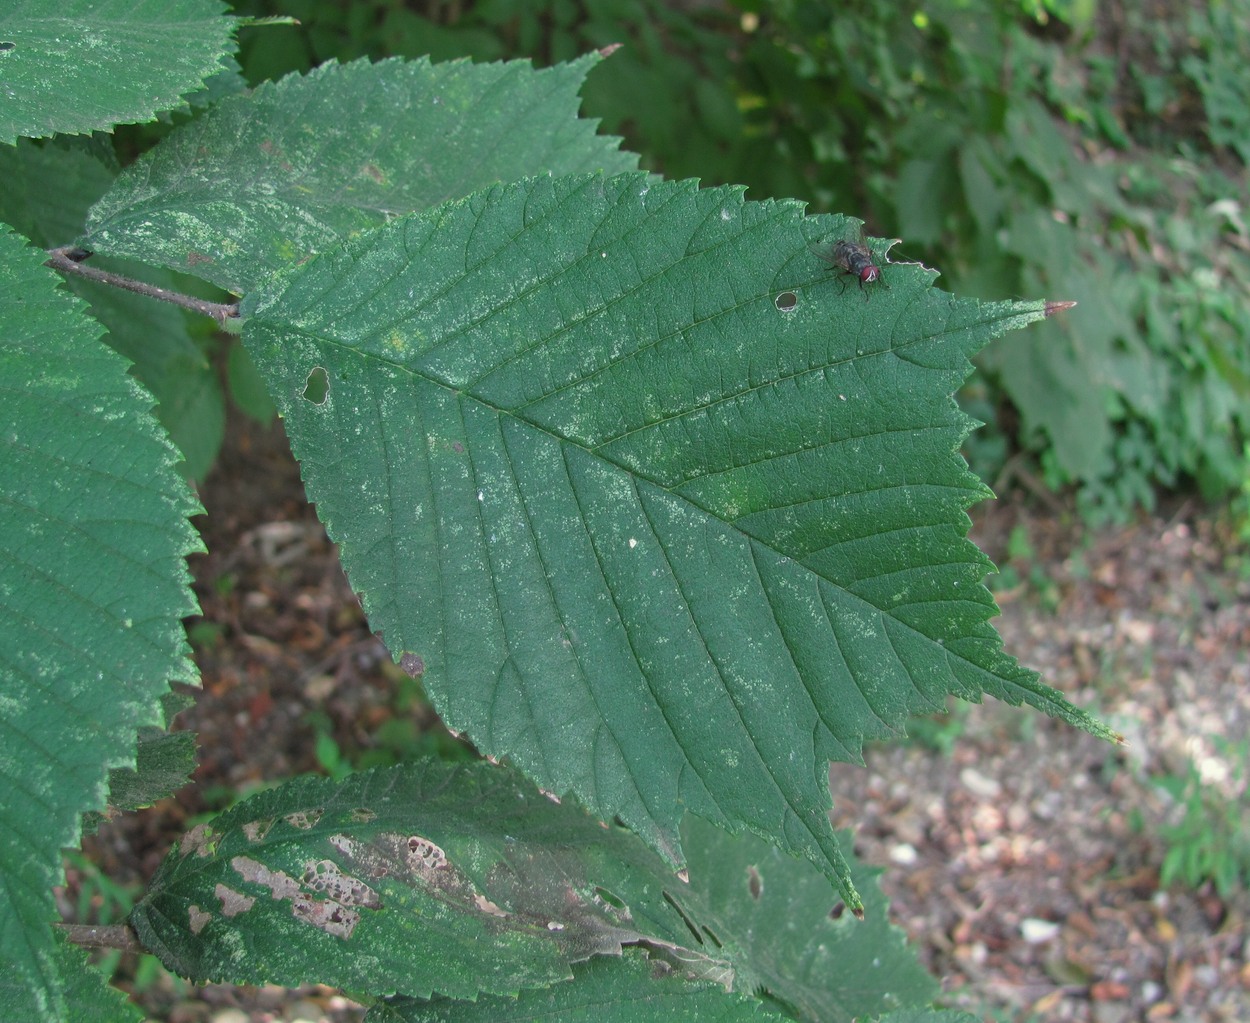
(599, 43), (623, 58)
(1044, 299), (1078, 317)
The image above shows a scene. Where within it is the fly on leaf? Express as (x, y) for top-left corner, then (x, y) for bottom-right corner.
(815, 233), (887, 300)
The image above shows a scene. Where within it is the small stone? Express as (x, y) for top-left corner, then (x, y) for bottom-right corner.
(959, 767), (1002, 799)
(889, 842), (918, 865)
(1020, 917), (1060, 943)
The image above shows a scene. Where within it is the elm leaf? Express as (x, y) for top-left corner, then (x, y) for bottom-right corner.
(242, 172), (1116, 910)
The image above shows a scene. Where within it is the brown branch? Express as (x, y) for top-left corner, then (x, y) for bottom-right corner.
(57, 922), (146, 953)
(44, 247), (240, 327)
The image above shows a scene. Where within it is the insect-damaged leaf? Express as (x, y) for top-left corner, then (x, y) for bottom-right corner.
(131, 760), (932, 1018)
(242, 172), (1117, 910)
(132, 761), (710, 998)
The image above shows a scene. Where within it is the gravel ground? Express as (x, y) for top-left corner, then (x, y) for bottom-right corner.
(831, 504), (1250, 1023)
(74, 419), (1250, 1022)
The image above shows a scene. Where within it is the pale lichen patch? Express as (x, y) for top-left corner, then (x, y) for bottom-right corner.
(180, 823), (215, 858)
(283, 808), (324, 830)
(242, 818), (275, 842)
(188, 905), (211, 935)
(230, 853), (376, 940)
(215, 883), (256, 918)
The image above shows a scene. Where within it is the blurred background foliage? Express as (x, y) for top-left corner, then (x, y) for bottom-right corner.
(214, 0), (1249, 522)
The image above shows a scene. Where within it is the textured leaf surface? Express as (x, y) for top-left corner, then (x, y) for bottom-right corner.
(84, 53), (637, 294)
(0, 138), (227, 477)
(371, 951), (785, 1023)
(0, 225), (202, 1021)
(130, 760), (699, 999)
(243, 172), (1116, 908)
(0, 0), (237, 144)
(131, 760), (928, 1015)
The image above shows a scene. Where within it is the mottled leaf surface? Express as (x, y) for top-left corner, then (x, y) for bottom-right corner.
(131, 760), (697, 999)
(0, 0), (237, 144)
(0, 226), (202, 1021)
(84, 53), (637, 294)
(242, 172), (1116, 909)
(131, 760), (929, 1016)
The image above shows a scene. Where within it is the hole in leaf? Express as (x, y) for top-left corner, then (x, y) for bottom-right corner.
(302, 366), (329, 404)
(774, 291), (798, 312)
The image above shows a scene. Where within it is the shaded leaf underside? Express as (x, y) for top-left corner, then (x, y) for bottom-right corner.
(243, 172), (1114, 907)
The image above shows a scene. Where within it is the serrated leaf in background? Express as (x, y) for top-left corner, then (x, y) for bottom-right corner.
(84, 52), (639, 295)
(370, 950), (785, 1023)
(0, 0), (238, 144)
(0, 225), (203, 1022)
(0, 138), (230, 477)
(81, 728), (198, 837)
(242, 172), (1117, 910)
(131, 759), (933, 1018)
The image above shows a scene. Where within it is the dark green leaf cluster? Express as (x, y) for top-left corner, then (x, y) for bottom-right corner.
(0, 2), (1120, 1021)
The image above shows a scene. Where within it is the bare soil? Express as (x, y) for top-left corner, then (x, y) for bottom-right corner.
(76, 414), (1250, 1022)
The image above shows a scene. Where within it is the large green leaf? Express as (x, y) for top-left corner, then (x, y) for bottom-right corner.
(83, 53), (638, 295)
(131, 759), (929, 1018)
(0, 0), (237, 144)
(0, 225), (202, 1021)
(242, 172), (1116, 910)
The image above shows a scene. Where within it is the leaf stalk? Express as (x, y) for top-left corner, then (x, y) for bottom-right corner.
(44, 246), (240, 327)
